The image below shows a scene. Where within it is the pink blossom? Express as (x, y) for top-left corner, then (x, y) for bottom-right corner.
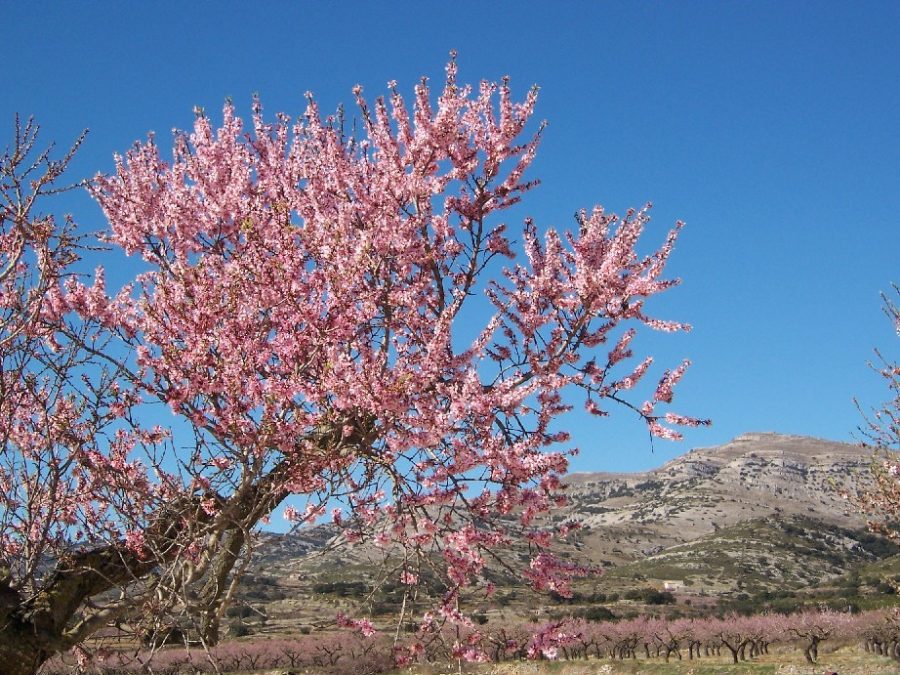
(210, 456), (231, 470)
(336, 612), (376, 637)
(123, 530), (146, 558)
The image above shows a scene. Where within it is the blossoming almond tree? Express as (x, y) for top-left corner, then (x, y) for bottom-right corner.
(1, 58), (705, 673)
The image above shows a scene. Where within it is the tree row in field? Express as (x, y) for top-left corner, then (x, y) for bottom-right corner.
(42, 607), (900, 673)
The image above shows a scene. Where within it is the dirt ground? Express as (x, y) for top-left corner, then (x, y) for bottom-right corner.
(388, 647), (898, 675)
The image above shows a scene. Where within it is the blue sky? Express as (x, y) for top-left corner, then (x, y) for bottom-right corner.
(3, 2), (897, 475)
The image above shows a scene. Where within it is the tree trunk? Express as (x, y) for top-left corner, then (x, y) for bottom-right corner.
(0, 545), (153, 675)
(196, 529), (245, 646)
(723, 643), (739, 664)
(803, 646), (814, 664)
(803, 636), (820, 664)
(0, 470), (289, 674)
(0, 635), (53, 675)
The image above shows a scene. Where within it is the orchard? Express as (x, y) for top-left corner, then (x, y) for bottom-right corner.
(39, 608), (900, 672)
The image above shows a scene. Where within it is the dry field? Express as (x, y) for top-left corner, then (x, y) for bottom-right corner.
(392, 647), (897, 675)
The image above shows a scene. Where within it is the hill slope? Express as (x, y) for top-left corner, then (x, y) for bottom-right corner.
(561, 432), (874, 566)
(235, 433), (896, 633)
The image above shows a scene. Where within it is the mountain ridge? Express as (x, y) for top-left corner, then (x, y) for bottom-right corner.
(232, 432), (896, 635)
(556, 431), (873, 567)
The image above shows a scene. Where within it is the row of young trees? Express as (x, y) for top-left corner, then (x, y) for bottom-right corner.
(41, 608), (900, 673)
(0, 59), (707, 674)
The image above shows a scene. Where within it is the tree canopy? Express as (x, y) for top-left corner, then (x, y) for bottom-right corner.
(0, 60), (704, 673)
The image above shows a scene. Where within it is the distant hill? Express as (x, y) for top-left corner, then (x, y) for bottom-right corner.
(232, 433), (898, 636)
(560, 432), (878, 574)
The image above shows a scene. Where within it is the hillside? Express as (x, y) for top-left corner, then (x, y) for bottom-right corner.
(559, 432), (876, 569)
(231, 433), (898, 635)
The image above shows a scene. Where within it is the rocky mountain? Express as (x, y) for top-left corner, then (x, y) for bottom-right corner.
(551, 432), (895, 597)
(234, 433), (897, 633)
(560, 432), (873, 563)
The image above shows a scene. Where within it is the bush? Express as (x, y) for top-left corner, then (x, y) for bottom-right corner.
(875, 581), (896, 595)
(623, 588), (676, 605)
(643, 590), (676, 605)
(578, 606), (617, 622)
(228, 621), (252, 638)
(225, 604), (254, 618)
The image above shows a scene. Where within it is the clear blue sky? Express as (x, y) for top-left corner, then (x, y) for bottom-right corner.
(3, 2), (897, 474)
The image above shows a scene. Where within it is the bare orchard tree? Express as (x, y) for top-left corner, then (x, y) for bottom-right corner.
(855, 285), (900, 540)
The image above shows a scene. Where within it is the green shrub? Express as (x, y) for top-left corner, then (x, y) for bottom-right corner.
(578, 606), (616, 622)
